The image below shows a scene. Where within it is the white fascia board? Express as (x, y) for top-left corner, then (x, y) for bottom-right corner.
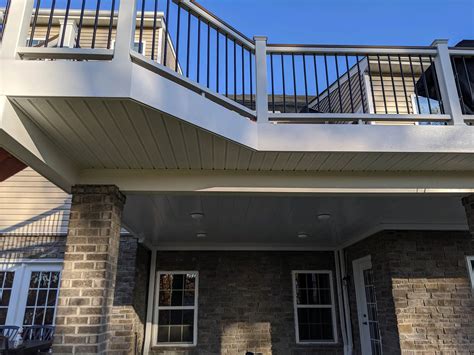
(0, 60), (133, 98)
(78, 169), (474, 194)
(257, 123), (474, 153)
(129, 63), (258, 149)
(0, 96), (78, 192)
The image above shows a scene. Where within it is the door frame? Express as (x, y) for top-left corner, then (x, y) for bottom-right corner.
(352, 255), (373, 355)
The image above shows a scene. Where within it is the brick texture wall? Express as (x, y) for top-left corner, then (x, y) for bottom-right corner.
(345, 230), (474, 354)
(151, 251), (344, 355)
(111, 239), (151, 354)
(0, 231), (149, 355)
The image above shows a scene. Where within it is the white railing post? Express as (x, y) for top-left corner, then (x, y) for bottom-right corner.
(113, 0), (137, 63)
(0, 0), (35, 59)
(254, 36), (269, 123)
(432, 39), (464, 125)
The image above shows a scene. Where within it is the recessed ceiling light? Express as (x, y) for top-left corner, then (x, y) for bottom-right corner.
(317, 213), (331, 221)
(297, 233), (309, 239)
(190, 212), (204, 220)
(196, 232), (207, 238)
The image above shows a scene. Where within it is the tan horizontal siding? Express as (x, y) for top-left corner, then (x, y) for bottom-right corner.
(370, 75), (415, 114)
(316, 71), (367, 115)
(27, 24), (168, 64)
(0, 168), (71, 236)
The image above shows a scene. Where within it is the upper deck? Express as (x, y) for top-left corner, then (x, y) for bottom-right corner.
(0, 0), (473, 193)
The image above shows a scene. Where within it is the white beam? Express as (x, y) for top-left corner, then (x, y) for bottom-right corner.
(78, 169), (474, 194)
(0, 0), (34, 59)
(432, 39), (464, 125)
(0, 96), (78, 191)
(254, 36), (269, 123)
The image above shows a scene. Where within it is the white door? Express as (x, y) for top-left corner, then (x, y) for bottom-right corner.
(0, 261), (62, 328)
(353, 256), (382, 355)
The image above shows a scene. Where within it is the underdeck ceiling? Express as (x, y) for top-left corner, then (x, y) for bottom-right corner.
(10, 97), (474, 172)
(123, 194), (468, 248)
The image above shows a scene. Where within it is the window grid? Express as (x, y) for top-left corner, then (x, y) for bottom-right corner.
(292, 271), (337, 344)
(0, 271), (15, 325)
(23, 271), (61, 327)
(363, 268), (382, 355)
(155, 271), (198, 346)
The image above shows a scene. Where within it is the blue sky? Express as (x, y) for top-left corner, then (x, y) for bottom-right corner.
(198, 0), (474, 46)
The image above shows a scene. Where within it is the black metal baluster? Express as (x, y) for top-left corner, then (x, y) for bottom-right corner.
(376, 55), (388, 114)
(225, 34), (228, 97)
(233, 40), (237, 101)
(281, 53), (286, 113)
(75, 0), (86, 48)
(196, 18), (201, 82)
(175, 4), (181, 72)
(29, 0), (42, 47)
(292, 53), (297, 113)
(387, 55), (399, 114)
(91, 0), (101, 49)
(313, 54), (321, 112)
(345, 55), (354, 113)
(302, 55), (309, 113)
(408, 55), (421, 114)
(249, 50), (254, 110)
(60, 0), (72, 47)
(334, 55), (343, 113)
(324, 54), (332, 112)
(44, 0), (57, 47)
(398, 55), (410, 113)
(216, 30), (219, 92)
(451, 56), (465, 114)
(186, 10), (191, 76)
(106, 0), (116, 50)
(207, 23), (210, 88)
(429, 55), (443, 114)
(270, 54), (275, 113)
(367, 55), (377, 114)
(151, 0), (159, 61)
(139, 0), (146, 54)
(242, 45), (245, 107)
(163, 0), (171, 67)
(355, 55), (366, 113)
(419, 56), (432, 113)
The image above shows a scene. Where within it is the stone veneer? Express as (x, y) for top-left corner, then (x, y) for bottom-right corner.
(151, 251), (344, 355)
(53, 185), (126, 354)
(345, 230), (474, 354)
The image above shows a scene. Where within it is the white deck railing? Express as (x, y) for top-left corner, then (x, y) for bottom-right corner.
(1, 0), (473, 126)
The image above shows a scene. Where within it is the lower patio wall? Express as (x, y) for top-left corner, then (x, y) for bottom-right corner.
(152, 251), (344, 355)
(345, 230), (474, 354)
(0, 234), (150, 355)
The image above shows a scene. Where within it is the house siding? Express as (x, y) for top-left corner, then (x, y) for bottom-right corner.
(345, 230), (474, 354)
(151, 251), (344, 355)
(0, 167), (71, 236)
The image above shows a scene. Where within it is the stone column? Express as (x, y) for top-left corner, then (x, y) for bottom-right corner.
(462, 195), (474, 238)
(53, 185), (125, 354)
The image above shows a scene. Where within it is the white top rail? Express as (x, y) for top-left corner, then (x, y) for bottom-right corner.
(178, 0), (255, 50)
(266, 44), (438, 56)
(448, 48), (474, 56)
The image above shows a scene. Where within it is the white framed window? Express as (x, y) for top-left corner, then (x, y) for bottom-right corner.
(0, 260), (62, 328)
(292, 270), (338, 344)
(467, 256), (474, 288)
(153, 271), (198, 346)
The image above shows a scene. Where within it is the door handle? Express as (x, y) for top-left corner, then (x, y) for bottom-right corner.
(362, 321), (368, 325)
